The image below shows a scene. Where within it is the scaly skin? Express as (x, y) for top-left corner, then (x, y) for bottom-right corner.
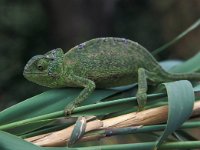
(23, 37), (200, 114)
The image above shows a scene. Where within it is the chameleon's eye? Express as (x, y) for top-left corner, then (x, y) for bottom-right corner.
(37, 59), (47, 71)
(37, 65), (44, 71)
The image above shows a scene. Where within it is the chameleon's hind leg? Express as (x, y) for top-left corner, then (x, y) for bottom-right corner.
(136, 68), (148, 110)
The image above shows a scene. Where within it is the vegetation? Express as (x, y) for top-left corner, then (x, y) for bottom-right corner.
(0, 19), (200, 149)
(0, 1), (200, 150)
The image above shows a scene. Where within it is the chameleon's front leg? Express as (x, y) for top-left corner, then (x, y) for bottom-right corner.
(64, 75), (96, 115)
(136, 68), (148, 110)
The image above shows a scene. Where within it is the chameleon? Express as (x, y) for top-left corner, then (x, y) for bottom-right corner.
(23, 37), (200, 115)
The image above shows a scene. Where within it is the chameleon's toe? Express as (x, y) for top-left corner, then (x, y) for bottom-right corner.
(136, 92), (147, 111)
(64, 104), (76, 116)
(137, 105), (145, 111)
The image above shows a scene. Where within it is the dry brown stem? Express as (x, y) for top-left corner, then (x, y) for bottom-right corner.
(26, 101), (200, 147)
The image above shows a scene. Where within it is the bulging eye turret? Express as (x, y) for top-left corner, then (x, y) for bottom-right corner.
(37, 65), (44, 71)
(37, 59), (48, 71)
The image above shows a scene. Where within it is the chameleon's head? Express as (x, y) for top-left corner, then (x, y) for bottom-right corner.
(23, 48), (64, 87)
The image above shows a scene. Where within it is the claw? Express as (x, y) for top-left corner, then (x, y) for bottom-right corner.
(64, 103), (76, 116)
(136, 92), (147, 111)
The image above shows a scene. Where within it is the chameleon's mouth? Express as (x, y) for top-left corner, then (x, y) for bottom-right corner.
(24, 72), (44, 74)
(23, 71), (47, 78)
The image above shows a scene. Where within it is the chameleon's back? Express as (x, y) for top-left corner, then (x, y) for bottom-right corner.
(64, 37), (160, 88)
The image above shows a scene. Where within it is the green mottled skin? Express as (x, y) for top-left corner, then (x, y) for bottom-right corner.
(23, 37), (200, 114)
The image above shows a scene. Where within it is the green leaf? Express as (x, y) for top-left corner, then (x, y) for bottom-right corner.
(194, 84), (200, 92)
(57, 141), (200, 150)
(159, 60), (183, 72)
(169, 52), (200, 73)
(0, 88), (118, 125)
(0, 93), (164, 132)
(0, 88), (119, 135)
(5, 119), (53, 135)
(155, 80), (195, 148)
(0, 131), (77, 150)
(72, 98), (136, 116)
(0, 131), (44, 150)
(44, 148), (76, 150)
(71, 93), (164, 116)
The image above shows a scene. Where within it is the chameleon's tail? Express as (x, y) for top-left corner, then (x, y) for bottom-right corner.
(163, 71), (200, 82)
(147, 64), (200, 83)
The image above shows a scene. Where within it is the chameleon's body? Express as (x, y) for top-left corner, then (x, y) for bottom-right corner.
(23, 37), (200, 114)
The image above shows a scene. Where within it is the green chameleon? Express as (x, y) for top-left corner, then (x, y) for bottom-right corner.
(23, 37), (200, 114)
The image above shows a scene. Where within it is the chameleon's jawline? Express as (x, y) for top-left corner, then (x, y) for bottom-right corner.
(23, 71), (47, 75)
(23, 72), (45, 74)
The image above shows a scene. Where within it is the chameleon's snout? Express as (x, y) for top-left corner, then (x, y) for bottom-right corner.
(23, 65), (31, 80)
(23, 68), (29, 76)
(23, 55), (43, 77)
(23, 61), (32, 76)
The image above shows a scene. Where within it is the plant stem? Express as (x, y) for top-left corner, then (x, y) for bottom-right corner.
(73, 141), (200, 150)
(104, 121), (200, 137)
(0, 93), (165, 131)
(0, 111), (64, 130)
(152, 18), (200, 55)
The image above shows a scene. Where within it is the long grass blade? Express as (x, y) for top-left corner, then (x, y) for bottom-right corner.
(155, 80), (195, 149)
(152, 18), (200, 55)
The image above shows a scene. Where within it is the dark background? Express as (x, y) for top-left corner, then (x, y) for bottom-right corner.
(0, 0), (200, 110)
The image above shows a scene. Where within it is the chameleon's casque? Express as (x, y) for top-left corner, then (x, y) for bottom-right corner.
(23, 37), (200, 114)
